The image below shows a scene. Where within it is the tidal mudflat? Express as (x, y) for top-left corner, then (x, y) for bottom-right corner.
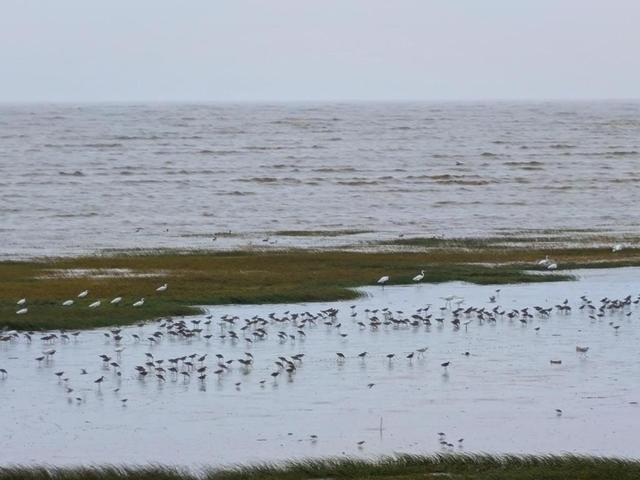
(1, 267), (639, 466)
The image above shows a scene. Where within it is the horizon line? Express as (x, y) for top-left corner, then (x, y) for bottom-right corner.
(1, 97), (639, 106)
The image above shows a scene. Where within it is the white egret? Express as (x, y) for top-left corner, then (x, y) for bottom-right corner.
(78, 290), (89, 298)
(133, 298), (145, 307)
(110, 297), (122, 305)
(377, 276), (389, 286)
(537, 256), (550, 266)
(156, 284), (168, 292)
(16, 308), (28, 315)
(547, 263), (558, 270)
(88, 301), (101, 308)
(17, 298), (26, 306)
(612, 244), (623, 253)
(62, 300), (74, 306)
(412, 270), (425, 282)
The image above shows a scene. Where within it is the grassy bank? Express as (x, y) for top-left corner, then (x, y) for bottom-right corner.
(2, 242), (640, 330)
(2, 454), (640, 480)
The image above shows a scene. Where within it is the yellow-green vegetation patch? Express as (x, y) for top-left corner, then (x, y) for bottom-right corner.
(1, 245), (640, 330)
(379, 235), (640, 249)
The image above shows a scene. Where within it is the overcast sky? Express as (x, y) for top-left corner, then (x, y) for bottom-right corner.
(1, 0), (639, 102)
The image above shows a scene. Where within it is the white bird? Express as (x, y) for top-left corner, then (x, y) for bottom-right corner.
(62, 300), (74, 306)
(110, 297), (122, 305)
(547, 263), (558, 270)
(377, 276), (389, 286)
(412, 270), (425, 282)
(612, 244), (623, 253)
(16, 308), (28, 315)
(78, 290), (89, 298)
(17, 298), (26, 306)
(133, 298), (145, 307)
(537, 255), (551, 266)
(156, 284), (168, 292)
(88, 301), (101, 308)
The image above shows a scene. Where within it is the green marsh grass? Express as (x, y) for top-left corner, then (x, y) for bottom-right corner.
(2, 245), (640, 330)
(2, 454), (640, 480)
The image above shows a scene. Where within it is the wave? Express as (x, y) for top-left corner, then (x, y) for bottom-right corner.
(197, 149), (238, 155)
(236, 177), (302, 184)
(435, 179), (492, 186)
(81, 143), (123, 148)
(312, 167), (358, 173)
(610, 150), (638, 156)
(219, 191), (256, 196)
(433, 200), (482, 207)
(428, 174), (495, 186)
(244, 146), (287, 151)
(432, 154), (464, 159)
(337, 180), (381, 186)
(608, 177), (640, 183)
(504, 161), (544, 166)
(504, 161), (545, 170)
(549, 144), (576, 149)
(112, 135), (163, 140)
(52, 212), (100, 218)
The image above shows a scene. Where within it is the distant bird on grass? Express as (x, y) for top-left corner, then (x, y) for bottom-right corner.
(412, 270), (425, 282)
(78, 290), (89, 298)
(156, 284), (168, 292)
(537, 256), (551, 267)
(377, 275), (389, 286)
(133, 298), (145, 307)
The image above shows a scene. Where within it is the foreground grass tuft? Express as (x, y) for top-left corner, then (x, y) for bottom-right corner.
(1, 244), (639, 330)
(2, 454), (640, 480)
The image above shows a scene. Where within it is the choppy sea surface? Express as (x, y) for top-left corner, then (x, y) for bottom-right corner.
(1, 268), (639, 465)
(2, 101), (640, 259)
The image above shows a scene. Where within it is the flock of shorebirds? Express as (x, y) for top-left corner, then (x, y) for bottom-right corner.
(1, 255), (637, 450)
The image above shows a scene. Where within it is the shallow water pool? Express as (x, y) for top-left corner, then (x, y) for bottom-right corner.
(1, 267), (639, 466)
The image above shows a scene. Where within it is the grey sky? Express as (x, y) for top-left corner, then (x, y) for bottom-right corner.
(1, 0), (638, 102)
